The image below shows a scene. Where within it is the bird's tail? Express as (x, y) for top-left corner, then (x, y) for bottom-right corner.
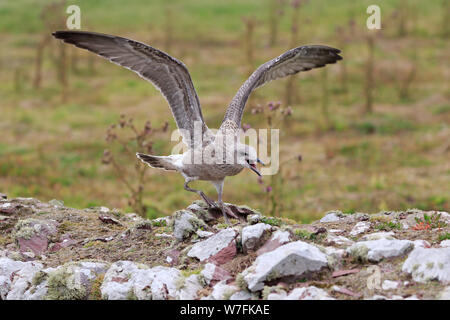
(136, 153), (178, 171)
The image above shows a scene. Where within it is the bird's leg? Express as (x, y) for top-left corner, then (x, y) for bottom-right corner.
(184, 178), (216, 208)
(212, 180), (230, 225)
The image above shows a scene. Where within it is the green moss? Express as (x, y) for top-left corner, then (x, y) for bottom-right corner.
(374, 221), (402, 231)
(235, 273), (247, 290)
(88, 274), (105, 300)
(32, 270), (49, 287)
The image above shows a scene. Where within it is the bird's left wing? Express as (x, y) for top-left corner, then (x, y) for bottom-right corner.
(53, 31), (211, 148)
(220, 45), (342, 131)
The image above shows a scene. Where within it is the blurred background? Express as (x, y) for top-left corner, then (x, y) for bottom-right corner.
(0, 0), (449, 222)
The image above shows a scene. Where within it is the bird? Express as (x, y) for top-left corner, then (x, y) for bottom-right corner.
(52, 31), (342, 224)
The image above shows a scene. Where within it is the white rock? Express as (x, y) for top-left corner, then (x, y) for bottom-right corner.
(361, 231), (395, 241)
(242, 241), (328, 292)
(326, 234), (354, 246)
(188, 228), (237, 262)
(286, 286), (334, 300)
(320, 211), (342, 223)
(267, 291), (287, 300)
(347, 239), (414, 262)
(196, 230), (214, 238)
(402, 247), (450, 283)
(439, 286), (450, 300)
(349, 221), (371, 236)
(0, 258), (43, 299)
(382, 280), (399, 290)
(209, 280), (239, 300)
(413, 239), (431, 248)
(229, 290), (254, 300)
(101, 261), (202, 300)
(200, 263), (230, 285)
(241, 223), (272, 252)
(440, 240), (450, 248)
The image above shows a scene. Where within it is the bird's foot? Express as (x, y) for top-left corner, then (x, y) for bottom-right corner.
(200, 192), (218, 209)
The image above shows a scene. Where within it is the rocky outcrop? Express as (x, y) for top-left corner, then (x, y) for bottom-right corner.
(0, 197), (450, 300)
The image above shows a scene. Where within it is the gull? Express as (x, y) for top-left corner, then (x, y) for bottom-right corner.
(53, 31), (342, 224)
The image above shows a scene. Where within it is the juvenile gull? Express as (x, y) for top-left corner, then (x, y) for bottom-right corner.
(53, 31), (342, 224)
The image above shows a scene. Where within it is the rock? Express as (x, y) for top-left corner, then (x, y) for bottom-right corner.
(48, 199), (64, 207)
(402, 247), (450, 283)
(273, 286), (334, 300)
(320, 211), (343, 223)
(257, 230), (291, 255)
(187, 228), (237, 265)
(200, 263), (231, 286)
(0, 193), (7, 199)
(209, 280), (239, 300)
(332, 268), (360, 278)
(229, 290), (254, 300)
(44, 261), (109, 300)
(165, 249), (181, 266)
(247, 214), (262, 225)
(440, 240), (450, 248)
(241, 241), (328, 292)
(413, 239), (431, 248)
(382, 280), (399, 290)
(196, 230), (214, 238)
(241, 223), (272, 253)
(321, 246), (345, 269)
(5, 260), (44, 299)
(13, 218), (58, 255)
(439, 286), (450, 300)
(325, 234), (354, 246)
(347, 239), (414, 262)
(361, 231), (395, 241)
(332, 285), (358, 297)
(101, 261), (202, 300)
(0, 257), (43, 299)
(349, 221), (371, 236)
(172, 210), (207, 241)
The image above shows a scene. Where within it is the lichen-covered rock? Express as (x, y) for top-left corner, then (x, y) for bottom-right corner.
(268, 286), (333, 300)
(200, 263), (231, 286)
(241, 241), (328, 292)
(349, 221), (371, 236)
(44, 261), (109, 300)
(361, 231), (395, 241)
(172, 210), (207, 241)
(257, 230), (291, 255)
(187, 228), (237, 264)
(402, 247), (450, 283)
(100, 261), (142, 300)
(382, 280), (399, 290)
(241, 223), (272, 253)
(0, 257), (43, 299)
(325, 234), (354, 246)
(347, 239), (414, 262)
(13, 218), (58, 255)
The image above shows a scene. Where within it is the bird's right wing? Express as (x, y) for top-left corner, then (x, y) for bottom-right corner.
(221, 45), (342, 131)
(53, 31), (212, 148)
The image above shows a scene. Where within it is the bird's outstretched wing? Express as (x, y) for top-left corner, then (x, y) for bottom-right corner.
(53, 31), (211, 148)
(220, 45), (342, 131)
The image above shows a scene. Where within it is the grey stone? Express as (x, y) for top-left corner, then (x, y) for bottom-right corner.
(241, 223), (272, 253)
(402, 247), (450, 283)
(347, 239), (414, 262)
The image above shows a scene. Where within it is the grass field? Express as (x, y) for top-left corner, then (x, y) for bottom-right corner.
(0, 0), (449, 222)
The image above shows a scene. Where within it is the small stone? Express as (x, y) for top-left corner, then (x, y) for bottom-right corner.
(209, 280), (239, 300)
(229, 290), (254, 300)
(440, 240), (450, 248)
(320, 211), (342, 223)
(382, 280), (399, 290)
(347, 239), (414, 262)
(172, 210), (207, 241)
(325, 234), (354, 246)
(439, 286), (450, 300)
(241, 223), (272, 253)
(196, 230), (214, 238)
(201, 263), (231, 286)
(361, 231), (395, 241)
(349, 221), (370, 236)
(48, 199), (64, 207)
(286, 286), (334, 300)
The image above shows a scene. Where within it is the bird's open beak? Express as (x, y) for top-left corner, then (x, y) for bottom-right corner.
(246, 160), (261, 177)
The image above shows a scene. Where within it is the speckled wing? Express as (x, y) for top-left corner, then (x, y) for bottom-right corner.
(53, 31), (212, 148)
(221, 45), (343, 130)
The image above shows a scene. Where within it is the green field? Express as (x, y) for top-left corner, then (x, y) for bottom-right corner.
(0, 0), (449, 222)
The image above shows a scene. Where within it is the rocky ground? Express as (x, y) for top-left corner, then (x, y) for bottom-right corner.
(1, 196), (450, 300)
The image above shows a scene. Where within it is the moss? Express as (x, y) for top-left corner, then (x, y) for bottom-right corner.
(126, 288), (138, 300)
(88, 274), (105, 300)
(175, 276), (186, 290)
(13, 218), (42, 240)
(426, 262), (434, 269)
(45, 265), (87, 300)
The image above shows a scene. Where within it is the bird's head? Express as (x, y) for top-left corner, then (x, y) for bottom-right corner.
(236, 143), (264, 177)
